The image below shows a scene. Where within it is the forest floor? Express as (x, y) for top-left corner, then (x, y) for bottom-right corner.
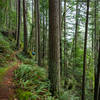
(0, 51), (21, 100)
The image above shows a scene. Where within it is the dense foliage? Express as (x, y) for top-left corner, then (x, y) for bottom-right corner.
(0, 34), (14, 67)
(0, 0), (100, 100)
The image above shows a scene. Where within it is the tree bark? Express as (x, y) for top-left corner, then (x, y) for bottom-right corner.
(74, 0), (79, 67)
(82, 0), (90, 100)
(35, 0), (41, 66)
(15, 0), (18, 40)
(23, 0), (28, 53)
(17, 0), (21, 49)
(9, 0), (11, 30)
(45, 9), (48, 59)
(34, 0), (38, 61)
(32, 0), (34, 50)
(64, 0), (66, 75)
(96, 39), (100, 100)
(59, 0), (62, 77)
(94, 0), (99, 100)
(29, 0), (34, 51)
(37, 0), (41, 66)
(63, 0), (67, 88)
(42, 1), (45, 65)
(49, 0), (60, 96)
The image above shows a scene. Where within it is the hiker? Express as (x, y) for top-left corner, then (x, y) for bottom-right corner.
(32, 52), (36, 55)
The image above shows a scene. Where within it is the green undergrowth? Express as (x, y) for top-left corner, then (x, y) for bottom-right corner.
(0, 33), (17, 82)
(0, 33), (80, 100)
(16, 52), (36, 65)
(14, 51), (79, 100)
(14, 64), (56, 100)
(14, 51), (58, 100)
(0, 33), (16, 67)
(0, 67), (10, 82)
(59, 91), (79, 100)
(0, 61), (17, 82)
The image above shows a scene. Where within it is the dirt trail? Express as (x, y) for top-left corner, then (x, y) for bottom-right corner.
(0, 51), (21, 100)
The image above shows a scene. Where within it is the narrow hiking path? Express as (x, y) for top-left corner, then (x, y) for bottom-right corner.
(0, 50), (21, 100)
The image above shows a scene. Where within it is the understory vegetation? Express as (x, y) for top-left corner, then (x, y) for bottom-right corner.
(14, 54), (80, 100)
(0, 34), (15, 67)
(0, 0), (100, 99)
(0, 33), (81, 99)
(0, 34), (17, 82)
(14, 64), (51, 100)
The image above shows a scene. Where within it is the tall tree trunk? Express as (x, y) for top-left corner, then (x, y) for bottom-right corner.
(9, 0), (11, 29)
(94, 0), (99, 99)
(82, 0), (90, 100)
(32, 0), (34, 25)
(45, 9), (48, 59)
(42, 1), (45, 65)
(59, 0), (62, 77)
(49, 0), (60, 96)
(35, 0), (41, 66)
(31, 0), (34, 50)
(64, 0), (66, 78)
(29, 0), (34, 51)
(17, 0), (21, 49)
(37, 0), (41, 66)
(74, 0), (79, 67)
(99, 89), (100, 100)
(5, 0), (8, 29)
(9, 0), (11, 30)
(64, 0), (66, 73)
(95, 38), (100, 100)
(63, 0), (67, 88)
(23, 0), (28, 53)
(97, 40), (100, 100)
(15, 0), (18, 40)
(34, 0), (38, 61)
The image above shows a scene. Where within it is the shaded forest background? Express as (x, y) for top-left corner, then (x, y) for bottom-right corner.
(0, 0), (100, 100)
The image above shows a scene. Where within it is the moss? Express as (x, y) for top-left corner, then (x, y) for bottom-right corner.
(0, 61), (17, 82)
(0, 33), (15, 67)
(16, 89), (39, 100)
(0, 67), (9, 82)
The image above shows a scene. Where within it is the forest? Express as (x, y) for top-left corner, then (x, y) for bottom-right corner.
(0, 0), (100, 100)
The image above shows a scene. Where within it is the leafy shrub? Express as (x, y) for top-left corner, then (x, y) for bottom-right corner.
(59, 91), (80, 100)
(16, 52), (35, 65)
(14, 64), (54, 100)
(16, 89), (39, 100)
(0, 33), (14, 67)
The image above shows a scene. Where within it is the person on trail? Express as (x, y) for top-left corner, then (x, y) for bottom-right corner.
(32, 52), (36, 55)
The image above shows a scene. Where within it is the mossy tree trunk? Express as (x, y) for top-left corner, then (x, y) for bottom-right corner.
(17, 0), (21, 49)
(23, 0), (28, 53)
